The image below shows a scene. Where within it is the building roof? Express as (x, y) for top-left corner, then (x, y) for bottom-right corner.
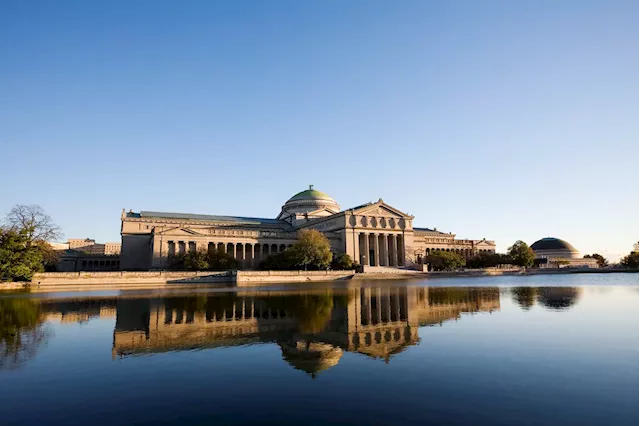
(530, 237), (578, 252)
(413, 227), (436, 232)
(137, 211), (288, 226)
(288, 188), (335, 202)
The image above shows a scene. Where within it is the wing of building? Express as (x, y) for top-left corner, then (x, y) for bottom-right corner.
(120, 187), (495, 271)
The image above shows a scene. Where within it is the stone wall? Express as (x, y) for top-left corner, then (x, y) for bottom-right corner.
(234, 270), (355, 286)
(32, 270), (233, 285)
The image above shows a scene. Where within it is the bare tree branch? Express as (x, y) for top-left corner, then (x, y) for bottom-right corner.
(3, 205), (62, 243)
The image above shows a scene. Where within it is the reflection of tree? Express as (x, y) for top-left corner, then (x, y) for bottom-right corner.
(0, 298), (48, 369)
(537, 287), (580, 310)
(511, 287), (538, 310)
(269, 294), (335, 334)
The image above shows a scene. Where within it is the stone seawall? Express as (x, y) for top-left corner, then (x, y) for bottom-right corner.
(234, 270), (355, 286)
(32, 271), (233, 286)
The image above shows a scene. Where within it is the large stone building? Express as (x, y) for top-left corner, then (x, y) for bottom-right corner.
(120, 187), (495, 271)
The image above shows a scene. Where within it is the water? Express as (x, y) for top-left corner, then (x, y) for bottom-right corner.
(1, 273), (637, 426)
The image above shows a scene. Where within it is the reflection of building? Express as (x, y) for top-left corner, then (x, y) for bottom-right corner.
(109, 287), (501, 375)
(530, 237), (598, 268)
(120, 187), (495, 270)
(414, 287), (500, 326)
(40, 298), (118, 323)
(112, 288), (420, 367)
(52, 238), (121, 272)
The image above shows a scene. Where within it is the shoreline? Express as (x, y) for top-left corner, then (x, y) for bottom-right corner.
(0, 268), (637, 292)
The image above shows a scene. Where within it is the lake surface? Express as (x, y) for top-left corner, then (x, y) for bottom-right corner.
(1, 273), (637, 426)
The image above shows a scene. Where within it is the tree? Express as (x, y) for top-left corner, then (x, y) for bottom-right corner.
(331, 253), (354, 270)
(0, 298), (48, 370)
(3, 205), (61, 243)
(507, 240), (535, 267)
(620, 251), (639, 269)
(0, 227), (45, 281)
(425, 251), (465, 271)
(583, 253), (608, 268)
(467, 252), (513, 268)
(288, 229), (333, 270)
(207, 247), (238, 270)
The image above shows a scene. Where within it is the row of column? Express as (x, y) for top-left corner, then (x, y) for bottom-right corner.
(358, 233), (405, 267)
(160, 298), (291, 324)
(166, 240), (291, 268)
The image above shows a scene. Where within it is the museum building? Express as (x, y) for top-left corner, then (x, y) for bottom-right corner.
(120, 187), (496, 271)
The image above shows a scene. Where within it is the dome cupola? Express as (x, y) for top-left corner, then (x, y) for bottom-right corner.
(277, 185), (340, 224)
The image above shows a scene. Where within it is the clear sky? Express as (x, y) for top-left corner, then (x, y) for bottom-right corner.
(1, 0), (637, 260)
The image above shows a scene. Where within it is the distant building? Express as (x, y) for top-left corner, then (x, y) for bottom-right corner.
(67, 238), (121, 255)
(530, 237), (598, 268)
(52, 238), (121, 271)
(120, 187), (495, 271)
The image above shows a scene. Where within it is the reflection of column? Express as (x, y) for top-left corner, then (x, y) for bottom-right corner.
(363, 233), (370, 266)
(376, 288), (382, 324)
(366, 288), (372, 325)
(373, 233), (379, 266)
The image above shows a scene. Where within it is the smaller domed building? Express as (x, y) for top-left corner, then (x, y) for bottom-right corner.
(530, 237), (598, 268)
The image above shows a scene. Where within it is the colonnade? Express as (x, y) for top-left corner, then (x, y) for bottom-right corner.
(165, 240), (292, 268)
(358, 232), (405, 267)
(422, 247), (494, 260)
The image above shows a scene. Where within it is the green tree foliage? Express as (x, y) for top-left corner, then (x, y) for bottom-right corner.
(207, 247), (239, 271)
(288, 229), (333, 270)
(169, 248), (238, 271)
(620, 251), (639, 269)
(0, 298), (48, 369)
(331, 253), (354, 270)
(466, 252), (513, 268)
(260, 229), (333, 271)
(507, 240), (536, 267)
(0, 228), (45, 281)
(425, 251), (466, 271)
(583, 253), (608, 267)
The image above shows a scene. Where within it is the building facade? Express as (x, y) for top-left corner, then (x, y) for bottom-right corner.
(120, 187), (495, 271)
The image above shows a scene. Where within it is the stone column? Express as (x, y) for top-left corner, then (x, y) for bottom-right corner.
(231, 243), (236, 259)
(390, 235), (398, 267)
(372, 233), (379, 266)
(381, 234), (389, 266)
(398, 235), (405, 266)
(363, 233), (370, 266)
(251, 244), (258, 268)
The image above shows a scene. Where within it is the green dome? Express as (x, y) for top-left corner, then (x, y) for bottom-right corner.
(288, 188), (334, 202)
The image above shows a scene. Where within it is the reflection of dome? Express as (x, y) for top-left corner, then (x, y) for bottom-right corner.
(280, 341), (343, 378)
(531, 237), (580, 259)
(277, 186), (340, 223)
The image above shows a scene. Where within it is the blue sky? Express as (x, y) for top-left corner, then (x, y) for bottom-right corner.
(1, 0), (637, 260)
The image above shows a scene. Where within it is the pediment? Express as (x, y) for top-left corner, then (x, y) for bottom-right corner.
(476, 240), (495, 247)
(156, 227), (204, 236)
(354, 201), (411, 218)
